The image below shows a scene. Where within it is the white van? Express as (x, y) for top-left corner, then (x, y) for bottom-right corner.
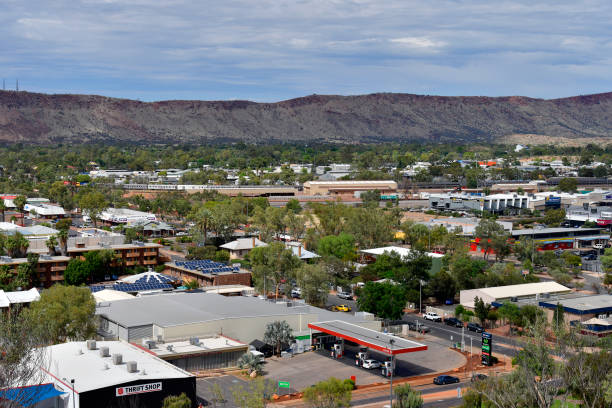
(249, 350), (265, 363)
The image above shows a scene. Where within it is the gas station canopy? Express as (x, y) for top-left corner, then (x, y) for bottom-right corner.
(308, 320), (427, 355)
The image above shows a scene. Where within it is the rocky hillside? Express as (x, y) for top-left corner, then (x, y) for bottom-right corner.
(1, 90), (612, 144)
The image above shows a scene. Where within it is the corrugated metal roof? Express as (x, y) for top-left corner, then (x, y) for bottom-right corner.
(476, 282), (571, 299)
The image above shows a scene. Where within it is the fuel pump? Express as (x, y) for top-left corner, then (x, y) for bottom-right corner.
(381, 357), (395, 377)
(331, 340), (344, 359)
(355, 347), (369, 366)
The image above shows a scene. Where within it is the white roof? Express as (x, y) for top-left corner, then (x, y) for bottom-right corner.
(0, 222), (20, 231)
(0, 288), (40, 307)
(100, 208), (156, 223)
(120, 271), (177, 284)
(361, 246), (444, 259)
(220, 237), (267, 251)
(305, 180), (397, 186)
(93, 289), (135, 303)
(24, 204), (66, 216)
(150, 336), (246, 358)
(44, 341), (192, 393)
(475, 282), (571, 300)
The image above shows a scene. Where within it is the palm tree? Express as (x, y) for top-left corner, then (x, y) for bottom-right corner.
(0, 198), (6, 223)
(237, 352), (263, 376)
(13, 195), (27, 226)
(6, 232), (29, 258)
(184, 279), (200, 290)
(46, 235), (58, 256)
(57, 229), (68, 256)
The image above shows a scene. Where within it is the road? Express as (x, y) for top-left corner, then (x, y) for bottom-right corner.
(325, 293), (359, 314)
(352, 381), (468, 407)
(406, 315), (521, 359)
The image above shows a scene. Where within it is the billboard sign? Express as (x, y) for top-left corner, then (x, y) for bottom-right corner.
(481, 332), (492, 366)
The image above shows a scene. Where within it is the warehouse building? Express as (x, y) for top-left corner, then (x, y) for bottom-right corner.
(38, 340), (196, 408)
(539, 294), (612, 336)
(96, 291), (380, 350)
(460, 282), (572, 309)
(510, 227), (610, 251)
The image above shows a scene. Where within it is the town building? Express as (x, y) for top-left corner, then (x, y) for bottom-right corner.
(0, 254), (70, 288)
(127, 219), (175, 237)
(538, 294), (612, 336)
(68, 241), (162, 268)
(164, 260), (252, 287)
(510, 227), (610, 251)
(37, 340), (196, 408)
(99, 208), (156, 225)
(459, 282), (572, 309)
(23, 203), (66, 219)
(0, 287), (40, 308)
(96, 291), (381, 349)
(303, 180), (397, 198)
(428, 193), (529, 214)
(220, 237), (267, 259)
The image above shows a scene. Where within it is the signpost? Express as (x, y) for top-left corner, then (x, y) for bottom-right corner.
(278, 381), (290, 389)
(481, 332), (492, 366)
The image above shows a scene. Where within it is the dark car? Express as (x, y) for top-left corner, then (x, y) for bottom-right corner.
(445, 317), (463, 327)
(434, 375), (460, 385)
(471, 373), (488, 382)
(467, 322), (484, 333)
(407, 321), (430, 333)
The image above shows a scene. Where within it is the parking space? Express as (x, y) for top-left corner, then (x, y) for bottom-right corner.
(196, 375), (253, 407)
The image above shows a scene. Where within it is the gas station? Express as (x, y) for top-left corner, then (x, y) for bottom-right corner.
(308, 320), (428, 378)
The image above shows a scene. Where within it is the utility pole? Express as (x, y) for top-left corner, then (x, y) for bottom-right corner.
(389, 338), (395, 407)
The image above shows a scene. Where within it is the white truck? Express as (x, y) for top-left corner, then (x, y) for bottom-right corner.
(423, 311), (442, 322)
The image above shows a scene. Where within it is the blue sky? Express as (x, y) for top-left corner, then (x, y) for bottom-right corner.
(2, 0), (611, 102)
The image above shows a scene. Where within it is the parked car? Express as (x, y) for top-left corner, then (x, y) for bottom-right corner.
(334, 304), (352, 312)
(467, 322), (484, 333)
(291, 288), (301, 298)
(176, 232), (188, 236)
(407, 321), (430, 333)
(471, 373), (488, 382)
(337, 291), (353, 300)
(362, 359), (381, 369)
(582, 254), (597, 261)
(423, 312), (442, 322)
(434, 375), (460, 385)
(445, 317), (463, 327)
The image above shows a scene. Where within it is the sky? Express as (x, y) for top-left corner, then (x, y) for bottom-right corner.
(1, 0), (611, 102)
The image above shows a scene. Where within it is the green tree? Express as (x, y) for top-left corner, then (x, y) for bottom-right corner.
(285, 198), (302, 214)
(79, 191), (108, 227)
(64, 259), (91, 286)
(15, 253), (40, 289)
(162, 393), (191, 408)
(296, 263), (331, 307)
(231, 377), (275, 408)
(543, 208), (566, 227)
(474, 296), (491, 327)
(360, 189), (381, 208)
(357, 282), (407, 320)
(24, 285), (96, 344)
(393, 383), (423, 408)
(0, 198), (5, 223)
(428, 270), (457, 303)
(558, 177), (577, 193)
(6, 232), (29, 258)
(474, 219), (509, 261)
(552, 303), (564, 332)
(46, 235), (58, 256)
(237, 352), (263, 376)
(263, 320), (294, 356)
(303, 377), (352, 408)
(317, 233), (356, 261)
(250, 243), (301, 298)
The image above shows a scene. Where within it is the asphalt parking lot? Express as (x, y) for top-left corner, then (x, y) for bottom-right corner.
(263, 335), (465, 392)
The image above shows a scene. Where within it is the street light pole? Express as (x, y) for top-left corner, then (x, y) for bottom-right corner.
(389, 338), (395, 407)
(70, 379), (75, 408)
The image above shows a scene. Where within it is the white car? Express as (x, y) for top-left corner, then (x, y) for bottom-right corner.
(362, 359), (381, 369)
(423, 312), (442, 322)
(291, 288), (302, 298)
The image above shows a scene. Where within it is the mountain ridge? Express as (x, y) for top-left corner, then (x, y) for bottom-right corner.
(1, 90), (612, 144)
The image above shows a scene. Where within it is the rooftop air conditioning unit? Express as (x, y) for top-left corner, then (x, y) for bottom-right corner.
(510, 297), (518, 302)
(86, 339), (97, 350)
(112, 353), (123, 365)
(126, 361), (138, 373)
(99, 346), (110, 357)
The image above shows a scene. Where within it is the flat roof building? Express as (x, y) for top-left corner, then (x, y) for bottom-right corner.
(40, 340), (196, 408)
(460, 282), (572, 309)
(96, 291), (380, 348)
(303, 180), (397, 197)
(539, 294), (612, 336)
(99, 208), (156, 224)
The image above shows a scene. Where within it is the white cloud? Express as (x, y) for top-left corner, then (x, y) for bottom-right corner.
(2, 0), (612, 101)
